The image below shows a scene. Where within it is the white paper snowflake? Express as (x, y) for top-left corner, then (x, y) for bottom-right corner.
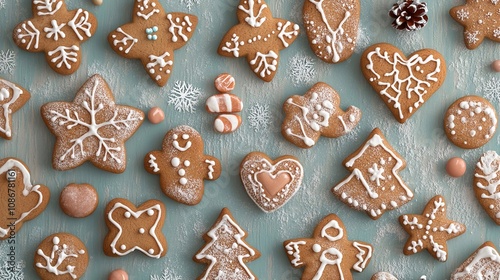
(288, 53), (316, 87)
(168, 80), (203, 113)
(483, 77), (500, 103)
(248, 103), (272, 132)
(150, 268), (181, 280)
(0, 0), (5, 9)
(0, 50), (16, 74)
(456, 9), (469, 21)
(0, 243), (25, 280)
(181, 0), (200, 10)
(466, 31), (480, 44)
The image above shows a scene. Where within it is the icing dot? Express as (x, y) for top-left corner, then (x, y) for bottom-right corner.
(139, 228), (145, 234)
(171, 157), (180, 167)
(180, 178), (188, 185)
(312, 244), (321, 253)
(53, 237), (60, 245)
(490, 205), (495, 209)
(173, 134), (178, 140)
(124, 212), (131, 218)
(182, 134), (189, 140)
(120, 245), (126, 250)
(184, 160), (190, 167)
(148, 249), (155, 254)
(446, 157), (466, 178)
(147, 209), (154, 216)
(178, 169), (186, 176)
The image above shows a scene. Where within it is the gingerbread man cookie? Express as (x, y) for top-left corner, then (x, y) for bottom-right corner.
(282, 82), (361, 149)
(452, 241), (500, 279)
(218, 0), (300, 82)
(144, 125), (221, 205)
(108, 0), (197, 87)
(104, 198), (167, 259)
(0, 78), (31, 140)
(13, 0), (97, 75)
(474, 151), (500, 225)
(283, 214), (373, 279)
(0, 157), (50, 240)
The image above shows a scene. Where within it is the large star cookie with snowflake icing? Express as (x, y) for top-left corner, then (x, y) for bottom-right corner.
(13, 0), (97, 75)
(218, 0), (300, 82)
(0, 78), (30, 140)
(450, 0), (500, 49)
(41, 74), (144, 173)
(399, 195), (465, 262)
(108, 0), (197, 87)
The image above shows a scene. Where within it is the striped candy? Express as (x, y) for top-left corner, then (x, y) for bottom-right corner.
(214, 73), (236, 93)
(214, 114), (242, 134)
(205, 93), (243, 113)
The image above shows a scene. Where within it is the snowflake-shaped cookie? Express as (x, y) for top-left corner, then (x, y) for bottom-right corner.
(450, 0), (500, 49)
(41, 74), (144, 173)
(0, 79), (30, 140)
(12, 0), (97, 75)
(108, 0), (198, 87)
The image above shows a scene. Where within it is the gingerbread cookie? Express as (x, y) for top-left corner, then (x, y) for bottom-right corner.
(372, 272), (398, 280)
(444, 95), (497, 149)
(194, 208), (260, 280)
(218, 0), (300, 82)
(59, 183), (98, 218)
(399, 195), (465, 262)
(332, 128), (413, 219)
(144, 125), (221, 205)
(450, 0), (500, 49)
(283, 214), (373, 279)
(303, 0), (360, 63)
(40, 74), (144, 173)
(0, 78), (30, 140)
(474, 151), (500, 225)
(104, 198), (167, 258)
(108, 0), (197, 87)
(0, 157), (50, 240)
(282, 82), (361, 148)
(451, 241), (500, 279)
(361, 43), (446, 123)
(34, 233), (88, 280)
(240, 152), (303, 213)
(13, 0), (97, 75)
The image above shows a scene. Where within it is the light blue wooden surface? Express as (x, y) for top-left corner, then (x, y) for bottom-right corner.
(1, 0), (500, 279)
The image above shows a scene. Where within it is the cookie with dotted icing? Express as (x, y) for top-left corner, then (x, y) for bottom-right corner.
(303, 0), (360, 63)
(444, 95), (497, 149)
(13, 0), (97, 75)
(144, 125), (221, 205)
(34, 233), (88, 280)
(361, 43), (446, 123)
(451, 241), (500, 279)
(283, 214), (373, 279)
(0, 157), (50, 240)
(474, 151), (500, 225)
(332, 128), (414, 220)
(104, 198), (167, 258)
(281, 82), (361, 149)
(399, 195), (465, 262)
(450, 0), (500, 50)
(218, 0), (300, 82)
(240, 152), (304, 213)
(0, 78), (31, 140)
(108, 0), (198, 87)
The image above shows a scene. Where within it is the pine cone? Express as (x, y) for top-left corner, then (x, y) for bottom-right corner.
(389, 0), (428, 31)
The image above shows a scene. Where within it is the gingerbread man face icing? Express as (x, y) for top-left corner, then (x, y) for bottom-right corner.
(104, 198), (167, 259)
(282, 82), (361, 149)
(283, 214), (373, 279)
(108, 0), (197, 87)
(0, 78), (31, 140)
(13, 0), (97, 75)
(218, 0), (300, 82)
(145, 125), (221, 205)
(452, 241), (500, 279)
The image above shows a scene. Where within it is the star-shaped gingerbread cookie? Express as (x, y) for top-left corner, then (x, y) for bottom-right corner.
(13, 0), (97, 75)
(40, 74), (144, 173)
(218, 0), (300, 82)
(108, 0), (198, 87)
(0, 78), (30, 140)
(399, 195), (465, 262)
(450, 0), (500, 49)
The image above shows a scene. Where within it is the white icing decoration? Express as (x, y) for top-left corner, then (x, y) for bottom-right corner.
(173, 134), (192, 151)
(352, 242), (372, 272)
(136, 0), (160, 20)
(47, 45), (79, 69)
(285, 241), (307, 266)
(34, 0), (63, 16)
(148, 154), (160, 172)
(112, 28), (139, 54)
(321, 219), (343, 242)
(250, 51), (278, 78)
(0, 80), (25, 138)
(44, 19), (66, 41)
(221, 34), (240, 57)
(167, 14), (193, 43)
(447, 100), (497, 142)
(475, 151), (500, 219)
(367, 163), (385, 186)
(452, 245), (500, 279)
(277, 21), (299, 48)
(205, 159), (216, 179)
(147, 52), (173, 79)
(67, 9), (93, 41)
(17, 21), (41, 50)
(238, 0), (267, 28)
(35, 236), (86, 279)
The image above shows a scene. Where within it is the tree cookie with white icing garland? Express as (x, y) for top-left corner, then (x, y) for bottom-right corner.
(444, 95), (497, 149)
(108, 0), (198, 87)
(34, 233), (88, 280)
(144, 125), (221, 205)
(218, 0), (300, 82)
(303, 0), (360, 63)
(240, 152), (304, 213)
(332, 128), (413, 220)
(12, 0), (97, 75)
(283, 213), (373, 279)
(0, 78), (31, 140)
(451, 241), (500, 279)
(360, 43), (446, 123)
(40, 74), (145, 173)
(0, 157), (50, 240)
(281, 82), (361, 149)
(194, 208), (260, 280)
(474, 151), (500, 225)
(399, 195), (465, 262)
(104, 198), (167, 258)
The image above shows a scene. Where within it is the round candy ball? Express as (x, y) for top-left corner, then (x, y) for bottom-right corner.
(492, 60), (500, 72)
(148, 107), (165, 124)
(446, 157), (466, 177)
(59, 183), (98, 218)
(92, 0), (103, 5)
(108, 269), (128, 280)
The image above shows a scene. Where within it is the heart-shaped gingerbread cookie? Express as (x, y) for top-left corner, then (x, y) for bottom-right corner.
(361, 43), (446, 123)
(240, 152), (303, 213)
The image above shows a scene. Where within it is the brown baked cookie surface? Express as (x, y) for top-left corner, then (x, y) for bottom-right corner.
(0, 78), (30, 140)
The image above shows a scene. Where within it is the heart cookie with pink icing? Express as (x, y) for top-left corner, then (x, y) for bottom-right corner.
(240, 152), (303, 213)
